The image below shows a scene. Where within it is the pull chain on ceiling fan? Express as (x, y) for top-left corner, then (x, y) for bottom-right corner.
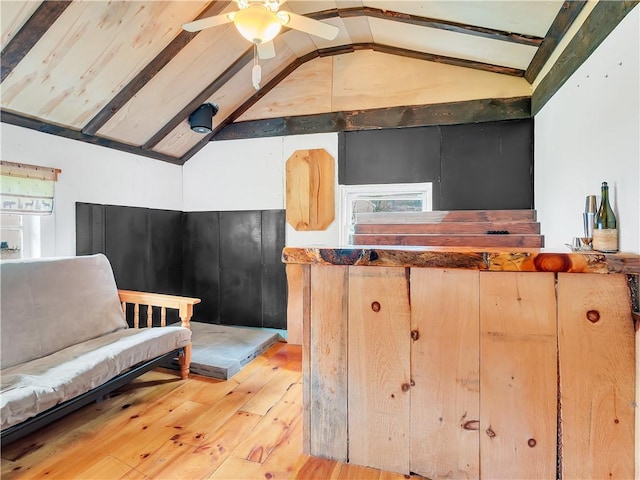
(183, 0), (339, 89)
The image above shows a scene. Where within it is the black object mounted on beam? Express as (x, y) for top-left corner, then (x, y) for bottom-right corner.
(189, 103), (219, 134)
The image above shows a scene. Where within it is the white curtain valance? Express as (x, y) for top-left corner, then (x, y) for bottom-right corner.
(1, 161), (61, 215)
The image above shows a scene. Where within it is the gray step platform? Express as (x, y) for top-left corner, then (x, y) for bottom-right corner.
(165, 322), (284, 380)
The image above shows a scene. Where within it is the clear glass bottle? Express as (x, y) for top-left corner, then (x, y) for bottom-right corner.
(592, 182), (618, 252)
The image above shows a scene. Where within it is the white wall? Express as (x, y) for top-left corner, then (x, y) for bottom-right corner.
(0, 123), (183, 257)
(183, 132), (340, 246)
(535, 7), (640, 253)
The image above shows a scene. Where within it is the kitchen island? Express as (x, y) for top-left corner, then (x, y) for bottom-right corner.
(283, 246), (639, 479)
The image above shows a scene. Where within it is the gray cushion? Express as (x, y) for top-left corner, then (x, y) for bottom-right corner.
(1, 254), (127, 369)
(1, 325), (191, 429)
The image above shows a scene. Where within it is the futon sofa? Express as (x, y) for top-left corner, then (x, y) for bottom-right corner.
(0, 254), (200, 445)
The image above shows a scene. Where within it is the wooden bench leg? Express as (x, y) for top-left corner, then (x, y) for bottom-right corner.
(179, 343), (191, 379)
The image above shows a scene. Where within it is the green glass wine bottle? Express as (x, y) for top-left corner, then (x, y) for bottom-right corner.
(592, 181), (618, 252)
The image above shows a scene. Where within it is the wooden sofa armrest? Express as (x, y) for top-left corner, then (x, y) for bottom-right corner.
(117, 290), (201, 329)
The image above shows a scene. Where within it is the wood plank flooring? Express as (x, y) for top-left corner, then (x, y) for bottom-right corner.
(1, 342), (422, 479)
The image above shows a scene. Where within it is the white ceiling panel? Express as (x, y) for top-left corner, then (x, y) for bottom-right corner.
(364, 1), (563, 37)
(283, 0), (340, 15)
(342, 16), (374, 43)
(369, 17), (538, 70)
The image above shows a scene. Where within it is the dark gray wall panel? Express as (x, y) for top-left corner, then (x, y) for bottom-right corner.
(148, 209), (183, 295)
(340, 119), (533, 210)
(105, 205), (148, 291)
(219, 211), (263, 327)
(439, 119), (533, 210)
(76, 202), (105, 255)
(182, 211), (220, 324)
(261, 210), (287, 329)
(78, 205), (288, 330)
(340, 127), (442, 186)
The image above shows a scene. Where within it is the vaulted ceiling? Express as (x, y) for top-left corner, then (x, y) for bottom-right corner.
(1, 1), (636, 165)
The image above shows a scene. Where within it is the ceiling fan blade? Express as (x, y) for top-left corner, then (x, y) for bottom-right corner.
(257, 41), (276, 59)
(279, 11), (339, 40)
(182, 13), (234, 32)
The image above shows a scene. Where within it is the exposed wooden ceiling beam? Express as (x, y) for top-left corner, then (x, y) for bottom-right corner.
(176, 42), (524, 162)
(365, 43), (524, 77)
(1, 110), (182, 165)
(93, 4), (529, 146)
(525, 0), (588, 84)
(0, 1), (72, 83)
(82, 1), (232, 136)
(143, 47), (254, 150)
(532, 0), (639, 114)
(180, 50), (321, 162)
(334, 7), (543, 47)
(208, 97), (531, 142)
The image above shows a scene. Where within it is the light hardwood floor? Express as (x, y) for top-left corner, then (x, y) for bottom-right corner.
(1, 342), (422, 479)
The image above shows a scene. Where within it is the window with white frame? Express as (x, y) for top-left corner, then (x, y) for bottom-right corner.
(340, 183), (432, 245)
(0, 161), (59, 260)
(0, 214), (23, 260)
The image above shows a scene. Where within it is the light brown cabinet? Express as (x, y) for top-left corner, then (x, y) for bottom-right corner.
(301, 264), (635, 479)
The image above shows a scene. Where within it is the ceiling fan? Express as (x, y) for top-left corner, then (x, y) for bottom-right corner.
(183, 0), (339, 60)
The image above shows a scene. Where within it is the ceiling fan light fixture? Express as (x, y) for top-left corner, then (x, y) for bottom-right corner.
(233, 4), (282, 44)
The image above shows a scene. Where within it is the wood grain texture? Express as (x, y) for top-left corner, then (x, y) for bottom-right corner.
(0, 1), (42, 47)
(233, 380), (302, 462)
(525, 0), (587, 83)
(0, 109), (183, 164)
(152, 42), (298, 159)
(355, 221), (541, 234)
(348, 266), (411, 474)
(0, 343), (470, 480)
(357, 210), (537, 224)
(300, 264), (312, 456)
(286, 263), (304, 345)
(410, 268), (480, 479)
(282, 247), (640, 275)
(98, 5), (247, 147)
(229, 46), (530, 140)
(1, 1), (208, 128)
(532, 0), (640, 114)
(479, 272), (557, 479)
(83, 1), (232, 135)
(338, 6), (543, 46)
(286, 148), (335, 231)
(557, 273), (635, 479)
(364, 43), (525, 77)
(308, 265), (348, 461)
(0, 1), (71, 82)
(213, 96), (531, 142)
(352, 233), (544, 248)
(238, 56), (333, 122)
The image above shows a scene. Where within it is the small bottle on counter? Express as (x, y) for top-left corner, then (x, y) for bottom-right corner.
(592, 181), (618, 253)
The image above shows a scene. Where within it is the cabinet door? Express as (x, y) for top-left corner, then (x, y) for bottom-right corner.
(479, 272), (557, 479)
(557, 273), (635, 479)
(410, 268), (480, 479)
(348, 266), (411, 474)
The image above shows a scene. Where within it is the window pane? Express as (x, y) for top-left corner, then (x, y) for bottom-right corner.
(340, 183), (432, 245)
(1, 214), (22, 260)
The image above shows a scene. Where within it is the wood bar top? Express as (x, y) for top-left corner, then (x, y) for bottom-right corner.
(282, 246), (640, 274)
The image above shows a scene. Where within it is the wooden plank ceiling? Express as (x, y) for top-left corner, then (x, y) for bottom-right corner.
(0, 0), (621, 165)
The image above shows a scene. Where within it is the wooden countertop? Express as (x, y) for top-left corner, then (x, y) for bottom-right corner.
(282, 246), (640, 274)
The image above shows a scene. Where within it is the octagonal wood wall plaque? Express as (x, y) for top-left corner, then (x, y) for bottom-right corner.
(286, 148), (335, 231)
